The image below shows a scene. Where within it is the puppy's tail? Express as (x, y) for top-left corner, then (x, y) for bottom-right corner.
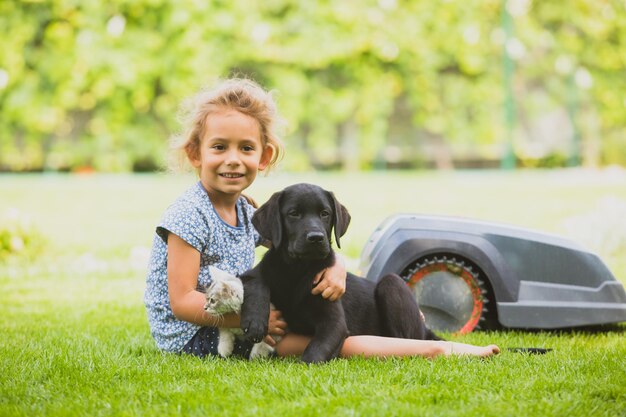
(424, 327), (443, 341)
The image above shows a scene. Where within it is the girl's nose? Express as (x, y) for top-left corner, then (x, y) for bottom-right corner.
(224, 150), (241, 166)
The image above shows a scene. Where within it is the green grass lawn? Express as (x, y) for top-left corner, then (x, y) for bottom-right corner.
(1, 170), (625, 417)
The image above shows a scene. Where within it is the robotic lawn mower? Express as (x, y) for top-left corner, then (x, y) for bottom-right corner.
(359, 214), (626, 333)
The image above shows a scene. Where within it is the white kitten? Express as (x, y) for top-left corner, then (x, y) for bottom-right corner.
(204, 266), (276, 359)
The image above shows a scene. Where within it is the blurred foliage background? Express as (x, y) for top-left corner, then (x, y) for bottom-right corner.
(0, 0), (625, 173)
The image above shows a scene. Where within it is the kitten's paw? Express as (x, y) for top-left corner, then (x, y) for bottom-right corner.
(217, 330), (235, 358)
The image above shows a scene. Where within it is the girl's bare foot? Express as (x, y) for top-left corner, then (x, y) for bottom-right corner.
(442, 342), (501, 357)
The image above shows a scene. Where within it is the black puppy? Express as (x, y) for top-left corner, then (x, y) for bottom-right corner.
(240, 183), (439, 363)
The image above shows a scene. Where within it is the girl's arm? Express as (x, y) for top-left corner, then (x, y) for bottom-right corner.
(167, 233), (287, 343)
(311, 254), (347, 301)
(167, 233), (239, 328)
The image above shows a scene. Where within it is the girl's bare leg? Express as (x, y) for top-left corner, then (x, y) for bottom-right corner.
(341, 336), (500, 358)
(274, 333), (311, 357)
(275, 334), (500, 359)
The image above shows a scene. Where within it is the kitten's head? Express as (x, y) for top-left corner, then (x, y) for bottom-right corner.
(204, 266), (244, 315)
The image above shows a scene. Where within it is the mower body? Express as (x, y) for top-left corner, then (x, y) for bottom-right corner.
(359, 214), (626, 330)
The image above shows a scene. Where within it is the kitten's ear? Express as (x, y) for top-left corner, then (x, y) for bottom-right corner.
(225, 286), (237, 298)
(209, 266), (220, 280)
(209, 266), (231, 281)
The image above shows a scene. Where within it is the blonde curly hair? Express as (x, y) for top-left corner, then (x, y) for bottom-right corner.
(169, 78), (285, 174)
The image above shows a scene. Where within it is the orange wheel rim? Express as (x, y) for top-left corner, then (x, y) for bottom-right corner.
(407, 263), (484, 334)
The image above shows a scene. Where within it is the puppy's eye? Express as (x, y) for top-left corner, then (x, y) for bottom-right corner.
(320, 210), (331, 218)
(288, 210), (300, 218)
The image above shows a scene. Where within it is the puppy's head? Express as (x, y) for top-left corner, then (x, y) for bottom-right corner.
(252, 183), (351, 259)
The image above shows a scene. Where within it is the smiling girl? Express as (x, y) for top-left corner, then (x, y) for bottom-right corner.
(144, 79), (346, 357)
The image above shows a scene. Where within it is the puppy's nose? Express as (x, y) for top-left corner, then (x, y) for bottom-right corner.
(306, 231), (325, 243)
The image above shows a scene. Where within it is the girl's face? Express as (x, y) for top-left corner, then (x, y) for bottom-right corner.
(190, 109), (272, 201)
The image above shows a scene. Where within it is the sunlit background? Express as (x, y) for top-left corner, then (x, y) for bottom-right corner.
(2, 0), (626, 277)
(1, 0), (625, 173)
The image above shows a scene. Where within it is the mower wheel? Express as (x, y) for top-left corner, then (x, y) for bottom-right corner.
(401, 254), (499, 333)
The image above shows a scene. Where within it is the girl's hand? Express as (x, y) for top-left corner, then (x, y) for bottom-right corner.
(264, 308), (287, 346)
(311, 256), (347, 301)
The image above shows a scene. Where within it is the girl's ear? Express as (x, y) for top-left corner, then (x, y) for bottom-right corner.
(258, 144), (274, 171)
(190, 158), (201, 169)
(185, 142), (202, 169)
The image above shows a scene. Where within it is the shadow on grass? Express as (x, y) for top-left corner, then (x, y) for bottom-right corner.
(483, 323), (626, 336)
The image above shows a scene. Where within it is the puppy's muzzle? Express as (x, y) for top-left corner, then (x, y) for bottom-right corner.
(306, 231), (325, 243)
(290, 230), (330, 259)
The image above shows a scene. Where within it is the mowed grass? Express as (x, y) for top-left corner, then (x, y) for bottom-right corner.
(1, 170), (626, 417)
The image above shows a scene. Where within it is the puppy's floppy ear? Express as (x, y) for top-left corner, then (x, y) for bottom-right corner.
(327, 191), (351, 249)
(252, 191), (283, 248)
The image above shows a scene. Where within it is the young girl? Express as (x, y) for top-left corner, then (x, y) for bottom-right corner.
(144, 78), (500, 359)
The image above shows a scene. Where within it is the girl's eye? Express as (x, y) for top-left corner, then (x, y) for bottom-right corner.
(212, 144), (225, 151)
(242, 145), (255, 152)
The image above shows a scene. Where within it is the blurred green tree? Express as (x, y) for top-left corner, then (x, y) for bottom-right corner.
(0, 0), (624, 172)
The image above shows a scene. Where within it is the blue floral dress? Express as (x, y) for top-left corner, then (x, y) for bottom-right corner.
(144, 181), (261, 354)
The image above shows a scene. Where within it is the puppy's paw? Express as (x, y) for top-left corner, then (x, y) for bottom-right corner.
(249, 342), (275, 359)
(301, 351), (330, 365)
(241, 319), (268, 343)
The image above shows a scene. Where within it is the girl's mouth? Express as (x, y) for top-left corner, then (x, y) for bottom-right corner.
(220, 173), (244, 179)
